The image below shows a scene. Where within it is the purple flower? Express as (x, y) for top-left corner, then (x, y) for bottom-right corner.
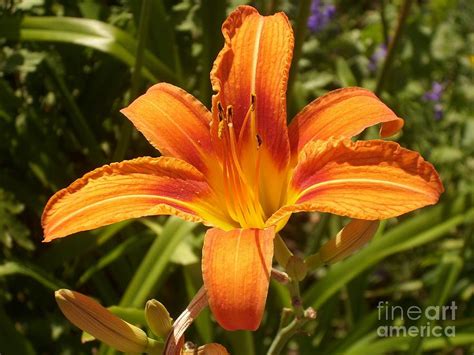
(423, 82), (444, 120)
(308, 0), (335, 33)
(434, 103), (443, 120)
(368, 44), (387, 72)
(423, 82), (443, 102)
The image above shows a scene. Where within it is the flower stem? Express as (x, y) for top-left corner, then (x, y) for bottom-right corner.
(267, 308), (316, 355)
(113, 0), (152, 161)
(267, 266), (317, 354)
(380, 0), (390, 45)
(375, 0), (413, 95)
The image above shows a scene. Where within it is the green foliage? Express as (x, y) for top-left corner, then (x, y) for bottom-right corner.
(0, 0), (472, 354)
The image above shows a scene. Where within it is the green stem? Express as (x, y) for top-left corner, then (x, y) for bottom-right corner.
(44, 57), (104, 165)
(267, 267), (317, 354)
(288, 279), (304, 319)
(287, 0), (312, 110)
(267, 308), (316, 355)
(113, 0), (152, 161)
(380, 0), (389, 45)
(266, 0), (279, 14)
(375, 0), (413, 95)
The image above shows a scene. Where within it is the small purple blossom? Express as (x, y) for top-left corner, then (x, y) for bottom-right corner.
(423, 82), (444, 120)
(368, 44), (387, 72)
(434, 103), (443, 120)
(423, 82), (443, 102)
(307, 0), (335, 33)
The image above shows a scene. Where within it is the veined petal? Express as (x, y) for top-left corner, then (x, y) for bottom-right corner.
(267, 139), (443, 226)
(42, 157), (233, 241)
(211, 6), (294, 213)
(202, 227), (274, 331)
(120, 83), (217, 174)
(288, 87), (404, 157)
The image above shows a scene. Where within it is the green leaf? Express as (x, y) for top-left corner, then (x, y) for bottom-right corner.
(77, 233), (153, 286)
(108, 306), (146, 325)
(226, 330), (256, 355)
(39, 221), (132, 270)
(0, 306), (36, 355)
(335, 57), (357, 87)
(119, 217), (197, 308)
(303, 199), (474, 309)
(183, 263), (213, 344)
(344, 331), (474, 354)
(0, 16), (176, 83)
(431, 23), (463, 60)
(0, 261), (68, 290)
(407, 254), (463, 354)
(171, 233), (200, 265)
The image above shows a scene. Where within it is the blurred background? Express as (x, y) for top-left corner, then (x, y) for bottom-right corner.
(0, 0), (473, 354)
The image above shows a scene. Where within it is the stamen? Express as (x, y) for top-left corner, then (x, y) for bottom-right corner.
(226, 105), (233, 122)
(215, 95), (266, 228)
(218, 120), (225, 139)
(217, 101), (224, 117)
(251, 93), (256, 108)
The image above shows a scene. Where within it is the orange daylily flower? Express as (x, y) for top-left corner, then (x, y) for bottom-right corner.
(42, 6), (443, 331)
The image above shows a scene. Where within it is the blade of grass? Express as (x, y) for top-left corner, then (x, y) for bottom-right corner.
(0, 16), (176, 83)
(0, 306), (36, 355)
(345, 331), (474, 354)
(226, 331), (256, 355)
(44, 57), (104, 164)
(198, 0), (226, 106)
(113, 0), (152, 161)
(303, 201), (473, 309)
(183, 263), (213, 344)
(119, 217), (197, 308)
(0, 261), (68, 290)
(288, 0), (312, 116)
(77, 233), (153, 286)
(407, 254), (463, 355)
(375, 0), (413, 95)
(39, 221), (132, 270)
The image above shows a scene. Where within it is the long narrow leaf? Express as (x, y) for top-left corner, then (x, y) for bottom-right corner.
(119, 217), (197, 308)
(304, 201), (473, 309)
(0, 16), (176, 83)
(0, 261), (68, 290)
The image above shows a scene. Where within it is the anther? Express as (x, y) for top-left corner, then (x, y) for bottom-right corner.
(218, 120), (225, 139)
(256, 134), (263, 148)
(251, 94), (256, 110)
(217, 102), (224, 122)
(226, 105), (233, 123)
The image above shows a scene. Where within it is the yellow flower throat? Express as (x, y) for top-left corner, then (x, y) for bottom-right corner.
(216, 95), (267, 229)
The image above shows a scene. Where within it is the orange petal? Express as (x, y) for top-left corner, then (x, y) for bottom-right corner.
(211, 5), (294, 213)
(120, 83), (217, 174)
(42, 157), (233, 241)
(202, 227), (274, 331)
(288, 87), (404, 157)
(267, 139), (443, 226)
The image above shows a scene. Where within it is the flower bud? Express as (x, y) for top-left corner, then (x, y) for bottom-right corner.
(319, 219), (379, 264)
(55, 289), (150, 353)
(145, 299), (173, 338)
(196, 343), (229, 355)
